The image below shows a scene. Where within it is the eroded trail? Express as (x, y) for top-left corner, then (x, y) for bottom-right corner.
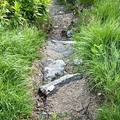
(32, 1), (98, 120)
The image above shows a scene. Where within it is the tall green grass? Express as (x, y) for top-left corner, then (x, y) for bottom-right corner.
(74, 0), (120, 119)
(0, 27), (45, 120)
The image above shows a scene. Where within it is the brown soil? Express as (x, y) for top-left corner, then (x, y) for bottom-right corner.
(46, 78), (98, 120)
(31, 0), (98, 120)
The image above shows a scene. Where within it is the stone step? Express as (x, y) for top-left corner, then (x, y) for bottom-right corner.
(40, 74), (82, 95)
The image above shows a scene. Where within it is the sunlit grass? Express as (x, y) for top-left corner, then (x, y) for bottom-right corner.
(74, 0), (120, 119)
(0, 27), (45, 120)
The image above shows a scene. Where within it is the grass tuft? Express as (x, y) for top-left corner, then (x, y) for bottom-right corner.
(0, 27), (45, 120)
(74, 0), (120, 119)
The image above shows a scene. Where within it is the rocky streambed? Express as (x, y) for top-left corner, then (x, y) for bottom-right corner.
(31, 0), (98, 120)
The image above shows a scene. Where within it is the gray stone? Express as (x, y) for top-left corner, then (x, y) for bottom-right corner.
(43, 59), (66, 82)
(74, 59), (83, 65)
(67, 30), (73, 38)
(59, 11), (64, 14)
(46, 40), (73, 57)
(40, 74), (82, 95)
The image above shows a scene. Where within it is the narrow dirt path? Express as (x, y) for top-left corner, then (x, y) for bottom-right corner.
(31, 0), (98, 120)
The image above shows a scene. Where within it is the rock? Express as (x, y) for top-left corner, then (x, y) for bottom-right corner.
(67, 30), (73, 38)
(59, 11), (64, 14)
(43, 59), (66, 82)
(97, 93), (102, 96)
(54, 26), (59, 29)
(45, 85), (55, 92)
(40, 74), (82, 95)
(73, 59), (83, 65)
(45, 40), (73, 57)
(51, 40), (75, 44)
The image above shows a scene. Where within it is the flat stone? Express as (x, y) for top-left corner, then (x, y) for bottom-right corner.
(51, 40), (75, 44)
(40, 74), (81, 95)
(43, 59), (66, 82)
(45, 40), (73, 57)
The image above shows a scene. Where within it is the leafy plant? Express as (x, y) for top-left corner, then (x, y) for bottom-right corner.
(0, 0), (51, 28)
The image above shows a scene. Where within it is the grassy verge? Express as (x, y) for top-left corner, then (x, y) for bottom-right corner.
(74, 0), (120, 119)
(0, 27), (45, 120)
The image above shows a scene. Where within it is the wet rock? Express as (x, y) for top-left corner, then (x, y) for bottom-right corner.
(43, 59), (66, 82)
(40, 74), (82, 95)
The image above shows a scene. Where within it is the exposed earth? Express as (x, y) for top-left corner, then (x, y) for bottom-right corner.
(31, 0), (98, 120)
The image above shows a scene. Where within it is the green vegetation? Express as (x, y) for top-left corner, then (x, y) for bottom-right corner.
(0, 0), (49, 119)
(0, 0), (50, 28)
(2, 0), (120, 119)
(0, 27), (45, 120)
(74, 0), (120, 119)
